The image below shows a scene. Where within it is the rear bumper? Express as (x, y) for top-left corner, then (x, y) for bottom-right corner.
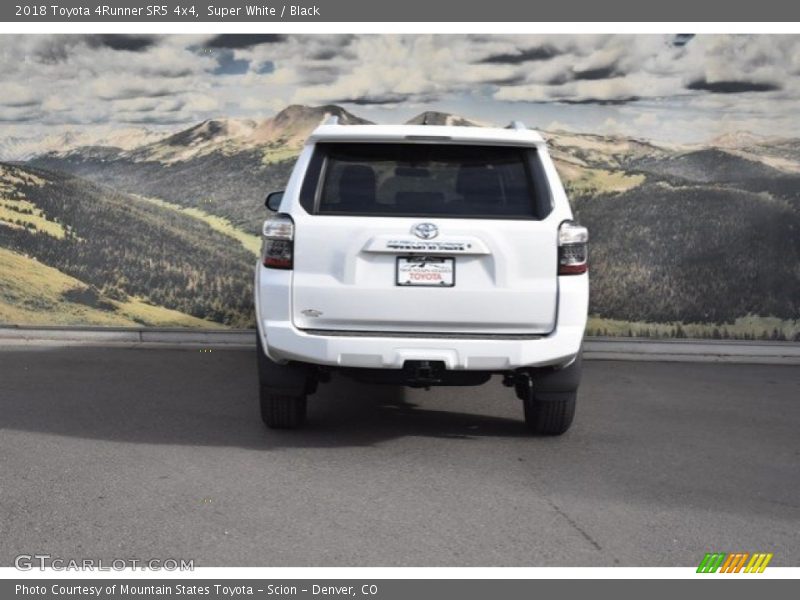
(256, 266), (588, 371)
(261, 323), (584, 370)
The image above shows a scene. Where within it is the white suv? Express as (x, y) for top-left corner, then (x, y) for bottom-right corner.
(255, 119), (588, 434)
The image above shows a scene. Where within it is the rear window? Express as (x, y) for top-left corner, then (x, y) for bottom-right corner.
(299, 143), (551, 219)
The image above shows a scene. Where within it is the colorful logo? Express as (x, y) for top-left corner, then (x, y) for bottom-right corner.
(697, 552), (773, 573)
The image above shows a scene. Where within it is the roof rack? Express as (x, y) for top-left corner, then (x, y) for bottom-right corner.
(324, 115), (339, 125)
(507, 120), (527, 131)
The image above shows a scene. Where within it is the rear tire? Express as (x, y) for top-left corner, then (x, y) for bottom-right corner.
(256, 333), (309, 429)
(522, 390), (576, 435)
(515, 355), (581, 435)
(260, 390), (307, 429)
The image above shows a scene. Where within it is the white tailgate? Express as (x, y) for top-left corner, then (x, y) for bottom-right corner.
(291, 216), (558, 334)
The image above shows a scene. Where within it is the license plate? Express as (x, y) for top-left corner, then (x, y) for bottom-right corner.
(396, 257), (455, 287)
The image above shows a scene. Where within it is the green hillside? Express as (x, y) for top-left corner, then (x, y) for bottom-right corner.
(575, 181), (800, 325)
(133, 194), (261, 257)
(32, 147), (293, 236)
(0, 162), (256, 327)
(0, 247), (217, 327)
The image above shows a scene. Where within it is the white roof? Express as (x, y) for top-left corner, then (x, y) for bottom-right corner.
(307, 123), (546, 147)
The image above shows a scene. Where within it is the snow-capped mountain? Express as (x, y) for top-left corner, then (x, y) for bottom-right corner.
(405, 111), (482, 127)
(111, 104), (371, 165)
(707, 131), (776, 149)
(0, 127), (166, 161)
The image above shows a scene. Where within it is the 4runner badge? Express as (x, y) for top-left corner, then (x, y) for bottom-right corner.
(412, 223), (439, 240)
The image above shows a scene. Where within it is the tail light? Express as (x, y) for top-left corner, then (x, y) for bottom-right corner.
(261, 215), (294, 269)
(558, 221), (588, 275)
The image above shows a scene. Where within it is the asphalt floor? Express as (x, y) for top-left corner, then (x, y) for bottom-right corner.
(1, 347), (798, 566)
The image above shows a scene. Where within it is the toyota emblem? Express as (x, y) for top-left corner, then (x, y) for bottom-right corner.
(412, 223), (439, 240)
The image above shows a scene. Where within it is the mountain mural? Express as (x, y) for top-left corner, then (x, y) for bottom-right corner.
(28, 105), (368, 234)
(4, 104), (800, 339)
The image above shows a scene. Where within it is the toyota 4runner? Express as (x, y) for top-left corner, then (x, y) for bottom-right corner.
(255, 118), (588, 434)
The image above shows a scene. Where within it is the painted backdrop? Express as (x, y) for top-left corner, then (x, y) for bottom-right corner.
(1, 34), (799, 339)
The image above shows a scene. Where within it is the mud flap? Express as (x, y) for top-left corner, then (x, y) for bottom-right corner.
(515, 352), (582, 401)
(257, 334), (314, 396)
(534, 353), (582, 393)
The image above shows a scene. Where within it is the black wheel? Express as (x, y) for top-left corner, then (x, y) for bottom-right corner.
(515, 374), (576, 435)
(522, 390), (576, 435)
(256, 334), (309, 429)
(260, 389), (307, 429)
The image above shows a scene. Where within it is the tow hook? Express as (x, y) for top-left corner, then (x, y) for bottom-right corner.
(403, 360), (445, 390)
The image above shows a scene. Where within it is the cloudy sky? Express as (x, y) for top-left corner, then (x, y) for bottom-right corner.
(2, 34), (800, 143)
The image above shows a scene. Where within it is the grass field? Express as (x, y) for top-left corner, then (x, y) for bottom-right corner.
(556, 162), (645, 196)
(0, 247), (220, 328)
(587, 315), (800, 341)
(134, 194), (261, 256)
(0, 198), (68, 239)
(1, 165), (69, 239)
(262, 146), (302, 165)
(0, 164), (46, 192)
